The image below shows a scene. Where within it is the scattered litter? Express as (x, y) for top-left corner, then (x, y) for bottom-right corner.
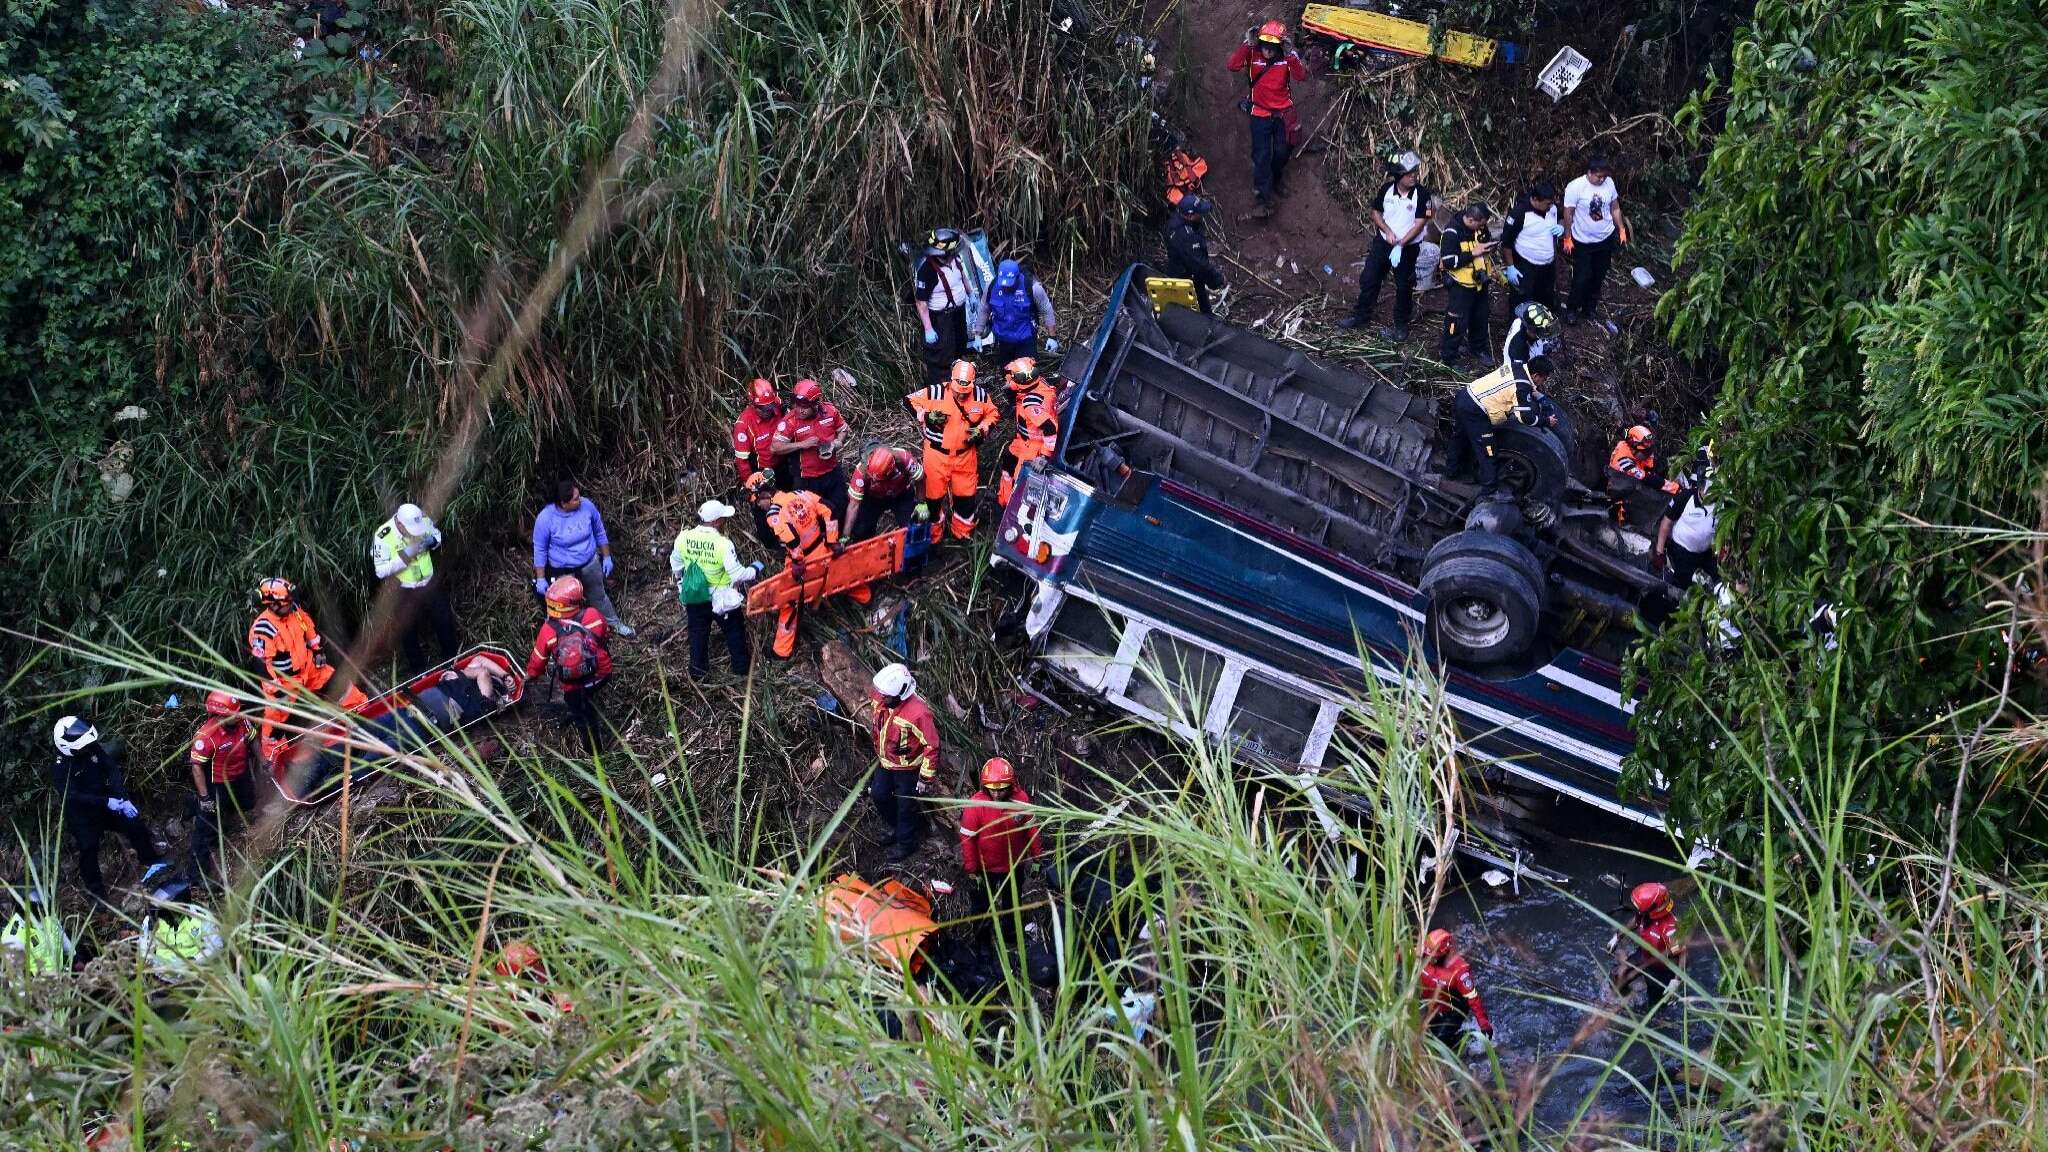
(929, 879), (955, 895)
(1321, 264), (1334, 276)
(1480, 869), (1510, 888)
(804, 752), (827, 782)
(1289, 261), (1301, 276)
(1273, 254), (1285, 269)
(942, 692), (968, 719)
(1536, 46), (1593, 102)
(1602, 319), (1620, 336)
(1630, 267), (1656, 289)
(649, 771), (668, 787)
(113, 405), (149, 422)
(164, 693), (181, 709)
(815, 692), (840, 714)
(1599, 872), (1625, 889)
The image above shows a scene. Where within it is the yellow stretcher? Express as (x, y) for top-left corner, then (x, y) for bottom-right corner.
(1300, 4), (1499, 69)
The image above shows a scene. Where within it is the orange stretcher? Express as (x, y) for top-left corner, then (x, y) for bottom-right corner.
(1300, 4), (1500, 69)
(821, 873), (939, 975)
(745, 526), (932, 617)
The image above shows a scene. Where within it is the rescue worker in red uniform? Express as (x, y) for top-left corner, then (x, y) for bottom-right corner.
(523, 575), (614, 755)
(845, 445), (928, 542)
(188, 689), (258, 886)
(905, 360), (1001, 541)
(247, 577), (368, 764)
(997, 358), (1061, 508)
(1606, 424), (1679, 524)
(1227, 20), (1306, 217)
(959, 756), (1045, 947)
(1419, 927), (1494, 1048)
(1617, 881), (1685, 1002)
(495, 939), (576, 1015)
(770, 377), (850, 522)
(749, 472), (871, 659)
(732, 378), (789, 548)
(869, 662), (939, 862)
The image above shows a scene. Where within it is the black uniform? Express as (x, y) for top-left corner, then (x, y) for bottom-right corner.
(1436, 219), (1494, 363)
(1162, 215), (1224, 315)
(1349, 178), (1431, 330)
(51, 743), (163, 897)
(915, 253), (972, 387)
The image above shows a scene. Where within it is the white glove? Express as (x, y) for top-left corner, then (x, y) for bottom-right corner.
(1389, 244), (1403, 268)
(1044, 338), (1062, 354)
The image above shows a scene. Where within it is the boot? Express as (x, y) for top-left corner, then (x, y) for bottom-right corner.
(773, 606), (799, 658)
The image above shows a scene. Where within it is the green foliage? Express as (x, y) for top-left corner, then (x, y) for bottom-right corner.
(1641, 0), (2048, 862)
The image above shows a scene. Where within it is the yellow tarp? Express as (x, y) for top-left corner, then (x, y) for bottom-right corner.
(1300, 4), (1498, 69)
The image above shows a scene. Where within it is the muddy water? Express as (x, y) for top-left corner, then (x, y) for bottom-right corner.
(1429, 810), (1717, 1131)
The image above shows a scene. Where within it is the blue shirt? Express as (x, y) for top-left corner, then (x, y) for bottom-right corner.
(532, 500), (610, 570)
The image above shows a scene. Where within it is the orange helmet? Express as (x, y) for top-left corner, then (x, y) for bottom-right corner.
(979, 757), (1015, 789)
(257, 576), (296, 610)
(1630, 881), (1672, 916)
(792, 378), (823, 403)
(865, 446), (899, 479)
(1257, 18), (1286, 43)
(743, 471), (776, 497)
(1422, 927), (1455, 960)
(748, 377), (779, 408)
(1002, 357), (1040, 390)
(1626, 425), (1656, 452)
(494, 939), (545, 979)
(204, 689), (240, 717)
(544, 575), (585, 617)
(948, 360), (977, 391)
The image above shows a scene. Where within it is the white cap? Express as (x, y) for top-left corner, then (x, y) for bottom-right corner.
(395, 503), (433, 534)
(872, 662), (915, 699)
(698, 499), (738, 524)
(1395, 150), (1421, 174)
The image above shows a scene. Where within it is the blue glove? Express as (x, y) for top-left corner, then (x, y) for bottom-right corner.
(1505, 267), (1523, 288)
(533, 577), (550, 597)
(602, 555), (615, 579)
(923, 327), (938, 346)
(1044, 338), (1062, 354)
(108, 797), (139, 819)
(1389, 244), (1404, 268)
(1550, 223), (1565, 238)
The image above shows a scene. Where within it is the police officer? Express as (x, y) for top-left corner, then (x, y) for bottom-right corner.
(50, 717), (168, 900)
(1437, 203), (1500, 366)
(1162, 196), (1225, 316)
(369, 501), (457, 672)
(669, 499), (762, 680)
(1448, 356), (1555, 489)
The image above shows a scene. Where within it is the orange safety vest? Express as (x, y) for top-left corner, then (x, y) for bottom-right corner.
(821, 873), (938, 975)
(907, 383), (1000, 456)
(766, 489), (839, 555)
(1006, 380), (1061, 462)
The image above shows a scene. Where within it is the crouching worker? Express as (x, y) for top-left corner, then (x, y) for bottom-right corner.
(845, 446), (928, 542)
(188, 690), (259, 888)
(1615, 881), (1685, 1004)
(1606, 424), (1679, 525)
(523, 576), (613, 755)
(1446, 355), (1558, 490)
(959, 757), (1044, 951)
(1419, 927), (1494, 1051)
(748, 471), (871, 660)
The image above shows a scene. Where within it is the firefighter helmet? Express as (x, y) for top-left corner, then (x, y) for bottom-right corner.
(924, 228), (961, 257)
(256, 576), (296, 610)
(1002, 357), (1040, 390)
(872, 662), (916, 700)
(865, 446), (899, 480)
(1256, 18), (1286, 44)
(1626, 425), (1656, 452)
(1630, 881), (1672, 916)
(979, 757), (1015, 789)
(203, 690), (240, 717)
(1523, 303), (1558, 336)
(743, 471), (776, 497)
(791, 378), (823, 403)
(948, 360), (978, 390)
(748, 377), (779, 408)
(1422, 927), (1455, 961)
(544, 576), (585, 617)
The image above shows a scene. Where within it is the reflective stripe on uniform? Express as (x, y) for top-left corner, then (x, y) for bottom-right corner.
(375, 518), (434, 588)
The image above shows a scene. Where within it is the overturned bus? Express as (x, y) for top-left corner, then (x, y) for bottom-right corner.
(994, 266), (1676, 837)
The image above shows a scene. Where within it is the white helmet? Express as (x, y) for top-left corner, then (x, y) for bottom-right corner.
(872, 663), (916, 700)
(395, 502), (433, 535)
(53, 716), (98, 756)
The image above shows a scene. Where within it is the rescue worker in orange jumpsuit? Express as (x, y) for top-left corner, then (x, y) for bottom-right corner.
(732, 378), (790, 548)
(749, 472), (871, 659)
(959, 756), (1045, 947)
(845, 445), (928, 542)
(1419, 927), (1494, 1048)
(870, 662), (939, 862)
(188, 690), (258, 886)
(1606, 424), (1679, 524)
(1616, 881), (1685, 1002)
(247, 577), (368, 764)
(905, 359), (1000, 541)
(997, 357), (1061, 508)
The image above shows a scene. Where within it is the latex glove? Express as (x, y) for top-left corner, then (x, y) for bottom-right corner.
(1388, 244), (1403, 268)
(1563, 236), (1575, 255)
(399, 540), (425, 560)
(1649, 549), (1668, 574)
(968, 334), (993, 352)
(1549, 223), (1565, 238)
(750, 561), (767, 576)
(1505, 267), (1523, 288)
(533, 577), (550, 597)
(923, 326), (938, 345)
(108, 797), (139, 819)
(1044, 338), (1062, 354)
(1618, 222), (1630, 245)
(913, 502), (930, 522)
(602, 555), (615, 579)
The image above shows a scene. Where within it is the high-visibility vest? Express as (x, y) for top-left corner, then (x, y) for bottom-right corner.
(673, 525), (735, 603)
(1465, 365), (1526, 426)
(147, 914), (219, 971)
(3, 912), (69, 975)
(374, 518), (435, 588)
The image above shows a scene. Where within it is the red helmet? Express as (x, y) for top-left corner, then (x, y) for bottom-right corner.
(791, 378), (823, 403)
(748, 377), (779, 408)
(865, 446), (899, 479)
(494, 939), (545, 979)
(1002, 357), (1040, 390)
(979, 757), (1015, 789)
(1626, 425), (1656, 452)
(1630, 881), (1672, 915)
(204, 689), (240, 717)
(257, 576), (296, 610)
(545, 575), (585, 617)
(949, 360), (978, 390)
(1422, 927), (1454, 960)
(1257, 18), (1286, 43)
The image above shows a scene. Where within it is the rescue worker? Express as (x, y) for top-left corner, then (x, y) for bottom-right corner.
(731, 378), (791, 548)
(368, 500), (456, 673)
(495, 939), (576, 1014)
(1162, 195), (1224, 315)
(958, 757), (1044, 947)
(247, 577), (370, 763)
(914, 228), (973, 387)
(1606, 424), (1679, 524)
(1500, 302), (1559, 371)
(1501, 181), (1564, 313)
(749, 472), (872, 659)
(905, 359), (1001, 541)
(1226, 19), (1305, 217)
(1561, 154), (1629, 328)
(531, 477), (632, 636)
(1447, 356), (1556, 489)
(188, 690), (258, 887)
(1419, 928), (1495, 1048)
(1653, 445), (1718, 588)
(845, 445), (928, 542)
(1616, 881), (1684, 1002)
(972, 258), (1059, 366)
(143, 905), (222, 973)
(50, 716), (169, 900)
(1, 894), (69, 976)
(671, 498), (762, 680)
(1340, 151), (1431, 338)
(522, 575), (613, 754)
(1437, 203), (1499, 366)
(770, 377), (850, 522)
(869, 662), (939, 861)
(998, 357), (1061, 508)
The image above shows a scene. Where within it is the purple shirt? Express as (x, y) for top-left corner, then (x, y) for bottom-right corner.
(532, 500), (610, 570)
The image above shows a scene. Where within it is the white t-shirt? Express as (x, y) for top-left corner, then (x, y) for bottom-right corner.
(1513, 204), (1559, 264)
(1563, 174), (1619, 244)
(1376, 180), (1424, 242)
(1670, 483), (1717, 552)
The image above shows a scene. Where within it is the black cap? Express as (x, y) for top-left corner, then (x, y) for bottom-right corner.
(1462, 202), (1490, 220)
(1178, 195), (1213, 216)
